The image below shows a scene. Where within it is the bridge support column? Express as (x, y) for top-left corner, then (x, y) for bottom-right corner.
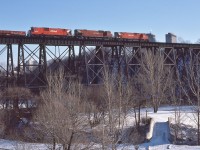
(91, 45), (104, 84)
(6, 44), (14, 87)
(38, 44), (47, 86)
(17, 43), (25, 86)
(110, 46), (119, 80)
(127, 46), (141, 77)
(39, 44), (47, 73)
(83, 45), (89, 85)
(68, 45), (75, 74)
(79, 45), (105, 85)
(119, 46), (128, 83)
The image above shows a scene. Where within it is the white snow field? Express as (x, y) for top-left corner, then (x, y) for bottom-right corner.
(0, 139), (62, 150)
(0, 106), (200, 150)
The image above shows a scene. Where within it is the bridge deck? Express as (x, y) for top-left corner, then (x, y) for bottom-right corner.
(0, 36), (200, 48)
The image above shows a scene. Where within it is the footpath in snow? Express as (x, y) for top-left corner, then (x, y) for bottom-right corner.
(141, 121), (170, 148)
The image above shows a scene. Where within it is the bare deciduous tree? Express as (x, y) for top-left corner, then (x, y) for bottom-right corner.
(137, 49), (172, 112)
(127, 78), (146, 129)
(34, 69), (89, 150)
(180, 55), (200, 145)
(196, 39), (200, 44)
(83, 85), (105, 128)
(0, 109), (5, 138)
(2, 87), (33, 111)
(101, 70), (118, 149)
(1, 87), (33, 136)
(178, 37), (191, 44)
(170, 75), (183, 144)
(99, 69), (133, 149)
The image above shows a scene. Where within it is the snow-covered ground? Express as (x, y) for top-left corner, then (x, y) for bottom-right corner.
(118, 106), (199, 150)
(138, 105), (200, 150)
(0, 139), (62, 150)
(0, 105), (200, 150)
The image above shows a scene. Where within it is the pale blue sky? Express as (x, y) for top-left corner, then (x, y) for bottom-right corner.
(1, 0), (200, 42)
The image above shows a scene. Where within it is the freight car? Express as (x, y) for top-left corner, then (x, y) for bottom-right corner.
(28, 27), (72, 37)
(74, 29), (112, 38)
(0, 30), (26, 36)
(114, 32), (148, 41)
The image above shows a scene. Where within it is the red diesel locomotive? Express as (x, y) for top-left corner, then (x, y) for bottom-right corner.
(114, 32), (149, 41)
(28, 27), (72, 37)
(74, 29), (113, 38)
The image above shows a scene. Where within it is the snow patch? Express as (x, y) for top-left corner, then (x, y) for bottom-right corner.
(146, 118), (155, 140)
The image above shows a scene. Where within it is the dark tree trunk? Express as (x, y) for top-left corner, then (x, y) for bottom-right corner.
(53, 136), (56, 150)
(198, 110), (200, 145)
(153, 106), (158, 113)
(134, 108), (138, 129)
(138, 105), (141, 125)
(67, 131), (74, 150)
(13, 98), (19, 111)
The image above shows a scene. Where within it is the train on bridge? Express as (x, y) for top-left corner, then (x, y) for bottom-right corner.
(0, 26), (198, 88)
(0, 27), (149, 41)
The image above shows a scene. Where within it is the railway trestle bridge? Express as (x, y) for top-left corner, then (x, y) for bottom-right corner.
(0, 36), (200, 89)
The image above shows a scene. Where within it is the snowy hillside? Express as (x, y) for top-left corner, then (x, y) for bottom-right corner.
(0, 106), (200, 150)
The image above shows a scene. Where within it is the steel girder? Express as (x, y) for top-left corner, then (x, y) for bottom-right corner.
(23, 44), (76, 88)
(79, 45), (105, 85)
(0, 44), (15, 87)
(80, 45), (178, 85)
(0, 43), (76, 88)
(81, 45), (129, 85)
(0, 42), (200, 88)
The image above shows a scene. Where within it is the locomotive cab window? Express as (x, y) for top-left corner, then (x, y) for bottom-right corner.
(44, 28), (49, 31)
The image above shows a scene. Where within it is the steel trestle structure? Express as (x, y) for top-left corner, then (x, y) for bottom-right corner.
(0, 36), (200, 88)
